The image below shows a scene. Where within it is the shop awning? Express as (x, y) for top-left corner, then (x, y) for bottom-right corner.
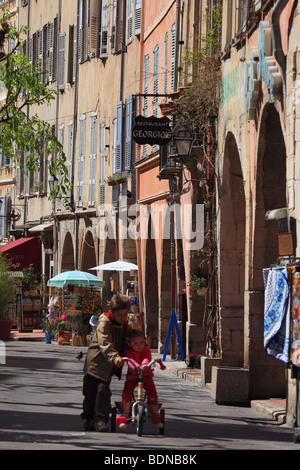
(0, 237), (40, 272)
(29, 222), (53, 232)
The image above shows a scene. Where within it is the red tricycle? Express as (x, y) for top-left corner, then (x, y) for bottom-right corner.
(110, 357), (166, 436)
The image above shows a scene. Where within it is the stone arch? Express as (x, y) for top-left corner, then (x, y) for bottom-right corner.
(219, 131), (246, 367)
(61, 232), (75, 271)
(249, 102), (287, 398)
(80, 230), (97, 272)
(144, 215), (159, 349)
(253, 102), (287, 289)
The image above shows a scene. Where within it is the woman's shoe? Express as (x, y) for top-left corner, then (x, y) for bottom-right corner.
(96, 419), (109, 432)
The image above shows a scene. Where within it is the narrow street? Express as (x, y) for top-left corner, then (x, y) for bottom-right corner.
(0, 341), (297, 453)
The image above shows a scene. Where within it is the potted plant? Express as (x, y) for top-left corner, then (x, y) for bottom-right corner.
(0, 254), (15, 340)
(105, 172), (126, 185)
(189, 273), (208, 296)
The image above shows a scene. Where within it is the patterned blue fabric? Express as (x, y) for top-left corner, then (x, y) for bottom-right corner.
(263, 267), (290, 363)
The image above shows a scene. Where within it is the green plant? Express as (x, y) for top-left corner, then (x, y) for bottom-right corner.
(189, 274), (207, 292)
(0, 254), (14, 319)
(22, 264), (40, 291)
(105, 172), (126, 183)
(172, 3), (222, 140)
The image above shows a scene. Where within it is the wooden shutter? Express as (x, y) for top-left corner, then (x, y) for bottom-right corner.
(83, 0), (89, 62)
(171, 23), (175, 93)
(73, 23), (77, 82)
(48, 18), (57, 82)
(57, 124), (65, 210)
(100, 0), (110, 58)
(89, 0), (100, 57)
(58, 32), (66, 90)
(67, 121), (74, 200)
(0, 196), (6, 238)
(111, 0), (117, 54)
(88, 112), (98, 206)
(78, 0), (84, 63)
(77, 115), (86, 206)
(125, 96), (133, 170)
(100, 123), (106, 216)
(38, 28), (44, 83)
(134, 0), (141, 36)
(115, 101), (123, 173)
(128, 0), (133, 44)
(164, 32), (168, 99)
(153, 45), (159, 117)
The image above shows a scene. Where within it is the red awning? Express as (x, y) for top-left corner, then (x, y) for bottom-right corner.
(0, 237), (40, 272)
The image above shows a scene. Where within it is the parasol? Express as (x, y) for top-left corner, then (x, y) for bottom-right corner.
(89, 260), (138, 272)
(47, 270), (105, 288)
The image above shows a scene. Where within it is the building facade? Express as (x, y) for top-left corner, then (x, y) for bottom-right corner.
(218, 0), (300, 420)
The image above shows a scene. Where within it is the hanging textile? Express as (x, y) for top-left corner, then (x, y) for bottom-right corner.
(263, 267), (290, 363)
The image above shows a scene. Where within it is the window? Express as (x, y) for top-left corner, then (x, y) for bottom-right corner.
(171, 24), (175, 93)
(68, 24), (77, 85)
(100, 123), (106, 216)
(125, 96), (133, 170)
(134, 0), (142, 36)
(76, 115), (86, 206)
(153, 45), (159, 117)
(88, 112), (98, 206)
(128, 0), (133, 44)
(58, 32), (66, 90)
(100, 0), (110, 58)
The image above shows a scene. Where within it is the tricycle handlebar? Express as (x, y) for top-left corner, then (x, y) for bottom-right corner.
(121, 357), (166, 371)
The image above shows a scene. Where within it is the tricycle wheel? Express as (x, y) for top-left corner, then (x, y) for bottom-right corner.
(137, 404), (144, 436)
(159, 408), (165, 435)
(110, 406), (117, 432)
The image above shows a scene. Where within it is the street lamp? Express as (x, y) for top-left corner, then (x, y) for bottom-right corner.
(48, 174), (59, 195)
(174, 127), (194, 158)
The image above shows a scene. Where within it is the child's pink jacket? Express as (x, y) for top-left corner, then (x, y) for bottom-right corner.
(125, 346), (154, 379)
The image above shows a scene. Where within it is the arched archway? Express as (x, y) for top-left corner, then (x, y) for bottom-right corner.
(249, 103), (287, 398)
(81, 231), (97, 272)
(144, 215), (159, 349)
(61, 232), (75, 271)
(219, 131), (246, 367)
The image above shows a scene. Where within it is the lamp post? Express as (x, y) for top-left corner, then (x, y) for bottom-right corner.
(167, 127), (194, 359)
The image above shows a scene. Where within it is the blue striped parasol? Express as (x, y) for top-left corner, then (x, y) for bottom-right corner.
(47, 270), (105, 288)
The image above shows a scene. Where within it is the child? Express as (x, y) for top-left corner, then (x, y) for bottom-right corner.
(81, 294), (131, 432)
(120, 328), (163, 428)
(89, 305), (102, 333)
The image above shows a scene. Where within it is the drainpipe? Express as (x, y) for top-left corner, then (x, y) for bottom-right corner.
(271, 0), (289, 101)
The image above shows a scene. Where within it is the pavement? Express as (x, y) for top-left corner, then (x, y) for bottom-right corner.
(8, 328), (287, 425)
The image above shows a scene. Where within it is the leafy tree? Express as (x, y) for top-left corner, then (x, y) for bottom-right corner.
(0, 8), (70, 198)
(172, 3), (222, 141)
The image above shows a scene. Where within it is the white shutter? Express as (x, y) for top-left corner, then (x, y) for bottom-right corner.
(24, 151), (30, 197)
(0, 196), (6, 238)
(125, 96), (133, 170)
(113, 118), (117, 173)
(78, 0), (83, 63)
(77, 115), (86, 206)
(128, 0), (133, 44)
(58, 32), (66, 90)
(134, 0), (142, 36)
(100, 123), (106, 216)
(100, 0), (110, 58)
(89, 0), (99, 57)
(111, 0), (117, 53)
(57, 124), (65, 210)
(38, 28), (44, 83)
(48, 20), (54, 82)
(171, 23), (175, 92)
(67, 120), (74, 200)
(73, 23), (77, 83)
(88, 112), (98, 206)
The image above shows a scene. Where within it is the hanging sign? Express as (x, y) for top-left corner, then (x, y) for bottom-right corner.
(277, 232), (295, 257)
(132, 115), (172, 145)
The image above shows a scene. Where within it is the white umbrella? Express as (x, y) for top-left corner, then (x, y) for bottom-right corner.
(89, 260), (138, 272)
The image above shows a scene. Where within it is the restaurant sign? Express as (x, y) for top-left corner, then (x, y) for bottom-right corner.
(132, 115), (172, 145)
